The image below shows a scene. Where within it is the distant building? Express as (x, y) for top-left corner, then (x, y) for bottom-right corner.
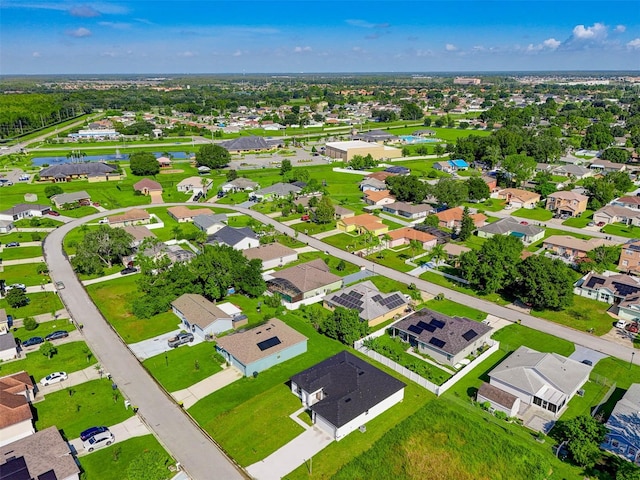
(453, 77), (481, 85)
(107, 208), (151, 228)
(244, 243), (298, 270)
(50, 190), (91, 208)
(325, 140), (402, 162)
(619, 239), (640, 275)
(251, 183), (302, 202)
(39, 162), (119, 183)
(167, 206), (213, 223)
(219, 136), (272, 153)
(193, 213), (228, 235)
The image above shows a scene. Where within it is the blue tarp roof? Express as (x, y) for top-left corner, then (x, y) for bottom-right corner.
(449, 159), (469, 167)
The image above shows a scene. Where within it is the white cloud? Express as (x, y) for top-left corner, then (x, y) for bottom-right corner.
(445, 43), (458, 51)
(293, 46), (312, 53)
(32, 51), (40, 57)
(178, 51), (196, 57)
(543, 38), (561, 49)
(572, 22), (607, 40)
(66, 27), (91, 37)
(232, 50), (243, 57)
(346, 19), (389, 29)
(416, 49), (433, 57)
(98, 21), (131, 30)
(615, 25), (626, 33)
(69, 5), (100, 17)
(627, 38), (640, 49)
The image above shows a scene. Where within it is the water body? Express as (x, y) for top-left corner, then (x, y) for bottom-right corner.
(399, 135), (440, 144)
(31, 151), (192, 166)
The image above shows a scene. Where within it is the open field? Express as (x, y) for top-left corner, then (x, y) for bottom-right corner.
(0, 341), (97, 379)
(0, 292), (64, 320)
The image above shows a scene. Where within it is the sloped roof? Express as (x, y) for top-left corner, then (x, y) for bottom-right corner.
(254, 182), (301, 197)
(324, 280), (408, 322)
(50, 190), (90, 204)
(340, 213), (386, 231)
(108, 208), (150, 224)
(386, 202), (431, 215)
(478, 217), (544, 237)
(167, 205), (213, 219)
(133, 178), (162, 192)
(122, 225), (156, 242)
(269, 259), (341, 295)
(548, 190), (588, 202)
(40, 162), (116, 177)
(544, 235), (617, 252)
(498, 188), (541, 203)
(208, 226), (258, 247)
(605, 383), (640, 446)
(0, 204), (50, 216)
(365, 190), (394, 203)
(193, 213), (228, 230)
(477, 382), (518, 409)
(219, 136), (270, 151)
(244, 243), (297, 262)
(388, 227), (436, 243)
(290, 351), (406, 428)
(171, 294), (230, 329)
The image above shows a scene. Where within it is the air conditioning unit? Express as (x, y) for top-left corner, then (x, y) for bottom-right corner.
(577, 389), (585, 397)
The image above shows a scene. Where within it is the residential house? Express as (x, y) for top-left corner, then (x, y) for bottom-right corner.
(132, 242), (196, 267)
(0, 326), (17, 362)
(251, 183), (302, 202)
(167, 206), (213, 223)
(177, 177), (212, 195)
(387, 227), (437, 250)
(133, 178), (163, 196)
(433, 159), (469, 173)
(476, 382), (521, 418)
(0, 204), (50, 222)
(613, 196), (640, 211)
(337, 214), (388, 236)
(156, 156), (172, 168)
(492, 188), (541, 209)
(382, 202), (432, 220)
(590, 159), (626, 174)
(546, 191), (589, 217)
(193, 213), (228, 235)
(482, 175), (498, 192)
(543, 235), (617, 259)
(364, 190), (396, 206)
(290, 351), (406, 441)
(619, 239), (640, 274)
(220, 177), (259, 193)
(391, 308), (492, 367)
(435, 207), (487, 230)
(0, 371), (35, 446)
(50, 191), (91, 209)
(359, 171), (394, 192)
(602, 383), (640, 463)
(334, 205), (355, 220)
(207, 226), (259, 250)
(482, 346), (591, 418)
(244, 243), (298, 270)
(573, 272), (640, 322)
(384, 166), (410, 175)
(122, 225), (156, 248)
(0, 426), (80, 480)
(171, 294), (247, 339)
(593, 205), (640, 226)
(323, 280), (408, 327)
(449, 159), (470, 170)
(325, 140), (402, 162)
(39, 162), (118, 182)
(551, 164), (593, 180)
(0, 309), (9, 335)
(0, 220), (13, 234)
(216, 318), (307, 377)
(266, 259), (342, 303)
(477, 217), (545, 244)
(219, 136), (272, 152)
(443, 243), (471, 264)
(107, 208), (151, 228)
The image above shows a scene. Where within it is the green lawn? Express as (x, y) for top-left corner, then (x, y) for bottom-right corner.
(143, 342), (224, 392)
(58, 205), (101, 218)
(366, 248), (414, 273)
(532, 295), (616, 336)
(289, 251), (360, 276)
(13, 318), (76, 344)
(79, 435), (173, 480)
(0, 341), (97, 380)
(0, 262), (50, 286)
(419, 270), (510, 306)
(0, 245), (43, 260)
(290, 220), (337, 236)
(491, 323), (575, 356)
(34, 378), (134, 440)
(322, 232), (369, 251)
(464, 198), (506, 213)
(86, 276), (179, 343)
(1, 231), (46, 245)
(602, 222), (640, 239)
(0, 292), (64, 320)
(562, 210), (594, 228)
(511, 207), (553, 221)
(423, 298), (487, 321)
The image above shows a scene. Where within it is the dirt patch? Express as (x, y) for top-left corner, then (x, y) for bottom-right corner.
(601, 326), (636, 348)
(159, 169), (184, 174)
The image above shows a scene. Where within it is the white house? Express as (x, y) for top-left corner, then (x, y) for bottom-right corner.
(243, 243), (298, 270)
(177, 176), (212, 195)
(171, 294), (247, 339)
(193, 213), (228, 235)
(207, 226), (259, 251)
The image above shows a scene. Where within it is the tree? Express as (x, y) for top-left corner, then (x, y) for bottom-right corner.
(319, 307), (369, 345)
(433, 144), (445, 157)
(314, 195), (335, 224)
(579, 245), (622, 273)
(466, 177), (490, 202)
(582, 123), (614, 150)
(515, 256), (574, 310)
(44, 185), (63, 198)
(72, 226), (134, 274)
(5, 289), (29, 308)
(433, 178), (468, 207)
(400, 102), (423, 121)
(501, 153), (536, 187)
(424, 214), (440, 227)
(533, 171), (557, 198)
(196, 144), (230, 169)
(601, 148), (631, 163)
(126, 450), (169, 480)
(458, 207), (475, 241)
(386, 176), (429, 203)
(280, 159), (292, 176)
(23, 316), (38, 331)
(129, 151), (160, 176)
(429, 243), (447, 265)
(556, 415), (607, 468)
(226, 169), (238, 181)
(40, 341), (57, 359)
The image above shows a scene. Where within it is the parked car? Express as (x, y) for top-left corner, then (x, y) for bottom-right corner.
(21, 336), (44, 347)
(5, 242), (19, 247)
(167, 332), (194, 348)
(587, 222), (595, 227)
(581, 359), (593, 366)
(47, 210), (60, 216)
(520, 221), (529, 226)
(98, 218), (109, 224)
(120, 267), (137, 275)
(4, 283), (26, 292)
(80, 426), (110, 442)
(40, 371), (68, 386)
(92, 202), (100, 207)
(301, 214), (310, 221)
(55, 281), (65, 290)
(626, 322), (639, 334)
(597, 221), (606, 227)
(83, 430), (114, 452)
(45, 330), (69, 341)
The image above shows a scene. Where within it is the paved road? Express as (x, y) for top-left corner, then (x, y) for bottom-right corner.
(43, 216), (245, 480)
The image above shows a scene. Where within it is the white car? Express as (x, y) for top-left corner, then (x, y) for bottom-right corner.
(83, 431), (115, 452)
(40, 371), (68, 386)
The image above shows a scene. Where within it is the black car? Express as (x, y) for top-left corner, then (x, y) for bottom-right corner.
(80, 426), (110, 442)
(120, 267), (137, 275)
(45, 330), (69, 341)
(6, 242), (19, 247)
(21, 336), (44, 347)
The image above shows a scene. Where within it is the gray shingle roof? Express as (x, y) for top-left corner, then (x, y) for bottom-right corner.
(207, 226), (258, 247)
(268, 259), (341, 295)
(324, 280), (407, 322)
(219, 136), (270, 151)
(50, 190), (90, 205)
(193, 213), (228, 231)
(0, 204), (50, 216)
(477, 217), (544, 237)
(291, 351), (406, 428)
(40, 162), (116, 177)
(605, 383), (640, 446)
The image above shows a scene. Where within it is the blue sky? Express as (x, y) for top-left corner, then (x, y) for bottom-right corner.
(1, 1), (639, 74)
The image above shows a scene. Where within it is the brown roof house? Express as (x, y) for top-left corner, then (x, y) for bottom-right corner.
(122, 225), (156, 248)
(337, 213), (388, 236)
(364, 190), (396, 206)
(267, 259), (343, 304)
(215, 318), (307, 377)
(107, 208), (151, 228)
(167, 206), (213, 223)
(171, 294), (248, 339)
(244, 243), (298, 270)
(435, 207), (487, 230)
(0, 371), (35, 447)
(545, 191), (589, 217)
(543, 235), (617, 259)
(133, 178), (163, 195)
(619, 239), (640, 275)
(387, 227), (437, 250)
(493, 188), (541, 209)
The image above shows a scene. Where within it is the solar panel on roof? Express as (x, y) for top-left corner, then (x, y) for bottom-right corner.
(407, 325), (423, 335)
(430, 319), (446, 329)
(585, 277), (605, 289)
(417, 321), (430, 330)
(372, 294), (383, 302)
(0, 457), (30, 480)
(352, 292), (364, 299)
(257, 336), (282, 351)
(423, 323), (436, 332)
(462, 329), (478, 341)
(429, 337), (446, 348)
(38, 471), (58, 480)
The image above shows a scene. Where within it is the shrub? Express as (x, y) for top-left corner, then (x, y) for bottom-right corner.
(23, 317), (38, 331)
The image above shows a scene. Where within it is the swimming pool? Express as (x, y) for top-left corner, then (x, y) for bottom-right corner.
(399, 135), (439, 144)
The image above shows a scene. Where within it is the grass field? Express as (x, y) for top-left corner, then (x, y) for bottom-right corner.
(13, 318), (76, 344)
(366, 248), (414, 273)
(0, 341), (97, 380)
(0, 245), (43, 260)
(143, 342), (223, 392)
(0, 292), (64, 320)
(423, 298), (487, 321)
(562, 210), (594, 228)
(79, 435), (173, 480)
(0, 262), (50, 286)
(532, 295), (616, 336)
(323, 232), (370, 251)
(601, 222), (640, 239)
(512, 207), (554, 221)
(492, 323), (575, 356)
(34, 378), (134, 440)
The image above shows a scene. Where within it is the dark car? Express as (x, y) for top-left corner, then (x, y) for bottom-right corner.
(45, 330), (69, 341)
(80, 426), (110, 442)
(47, 210), (60, 216)
(6, 242), (19, 247)
(22, 336), (44, 347)
(581, 359), (593, 366)
(120, 267), (137, 275)
(167, 332), (194, 348)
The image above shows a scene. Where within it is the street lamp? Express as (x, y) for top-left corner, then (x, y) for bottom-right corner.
(630, 351), (635, 370)
(165, 352), (169, 367)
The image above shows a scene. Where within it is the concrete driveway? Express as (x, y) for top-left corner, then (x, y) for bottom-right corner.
(68, 415), (151, 456)
(171, 366), (242, 408)
(128, 328), (205, 361)
(34, 365), (103, 399)
(568, 345), (609, 366)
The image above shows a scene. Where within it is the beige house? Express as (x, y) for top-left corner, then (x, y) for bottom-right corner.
(545, 191), (589, 217)
(267, 259), (342, 303)
(244, 243), (298, 270)
(167, 206), (213, 223)
(387, 227), (437, 250)
(133, 178), (163, 195)
(593, 205), (640, 226)
(177, 176), (212, 195)
(543, 235), (617, 259)
(337, 213), (388, 236)
(107, 208), (151, 228)
(493, 188), (541, 209)
(619, 240), (640, 274)
(0, 371), (35, 447)
(325, 140), (402, 161)
(364, 190), (396, 206)
(435, 207), (487, 230)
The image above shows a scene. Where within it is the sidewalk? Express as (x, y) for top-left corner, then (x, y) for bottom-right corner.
(312, 229), (339, 239)
(69, 415), (151, 456)
(1, 256), (45, 265)
(171, 366), (242, 408)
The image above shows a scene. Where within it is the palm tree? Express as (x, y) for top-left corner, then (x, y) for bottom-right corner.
(409, 239), (423, 257)
(382, 233), (392, 249)
(429, 243), (448, 266)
